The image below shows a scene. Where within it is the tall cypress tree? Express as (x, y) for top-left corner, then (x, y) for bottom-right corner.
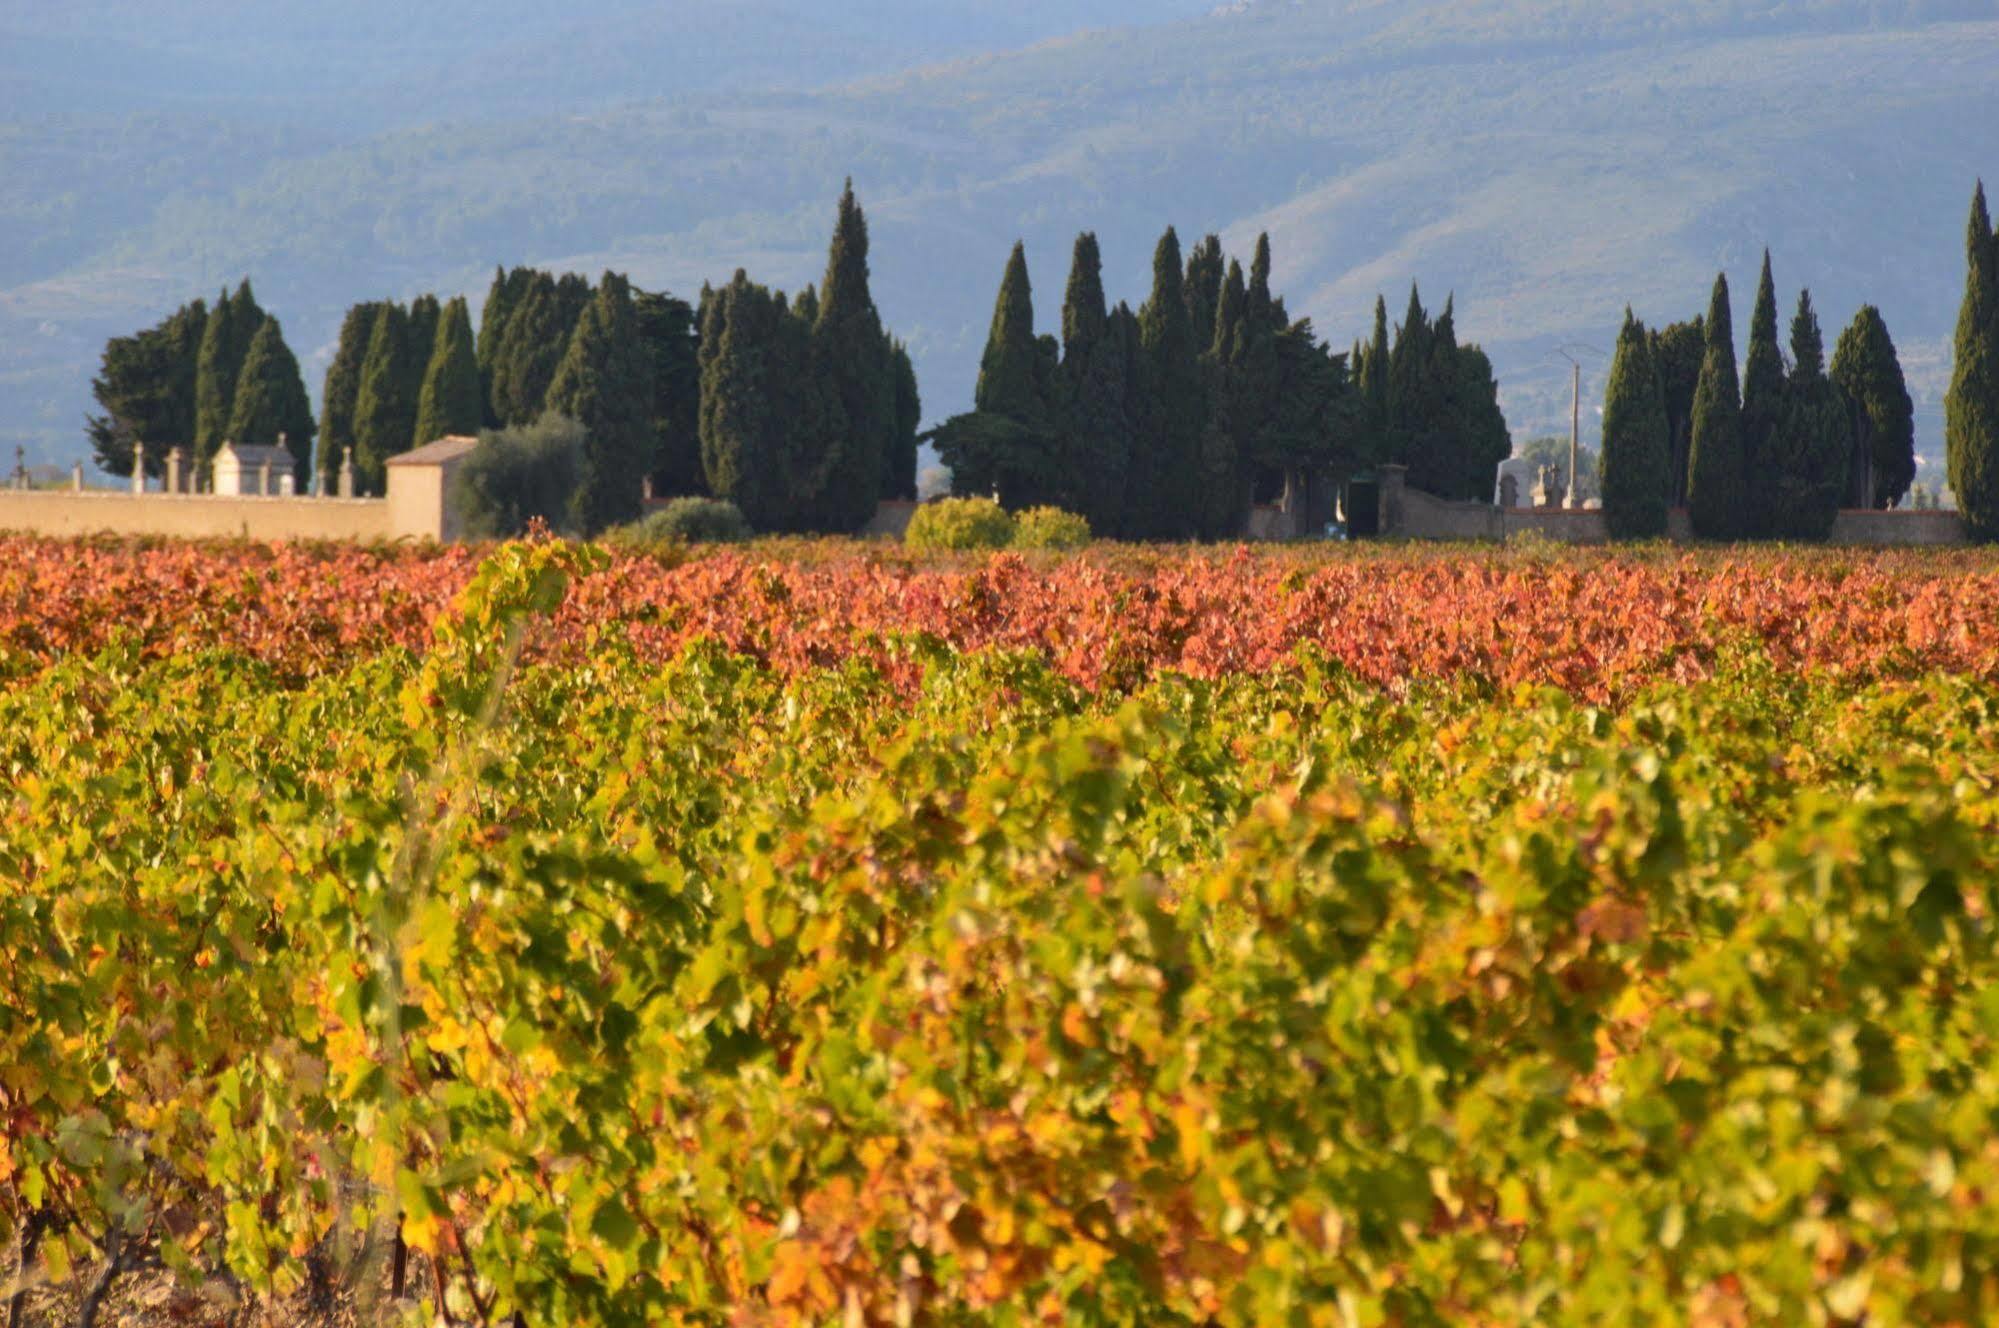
(414, 296), (482, 445)
(935, 241), (1062, 507)
(1385, 284), (1432, 453)
(477, 266), (534, 427)
(1197, 257), (1251, 538)
(888, 340), (922, 502)
(318, 301), (384, 492)
(1183, 235), (1225, 352)
(700, 271), (830, 532)
(88, 298), (206, 478)
(1359, 295), (1391, 464)
(1829, 305), (1915, 509)
(351, 302), (415, 494)
(193, 287), (238, 465)
(547, 273), (655, 533)
(1687, 273), (1748, 539)
(1649, 318), (1705, 506)
(1127, 227), (1202, 539)
(1448, 337), (1512, 505)
(1601, 309), (1672, 539)
(1765, 289), (1849, 541)
(1060, 232), (1130, 532)
(226, 316), (315, 486)
(1739, 250), (1786, 534)
(977, 242), (1047, 428)
(633, 287), (704, 498)
(1946, 180), (1999, 538)
(811, 181), (897, 531)
(406, 294), (441, 376)
(491, 272), (587, 426)
(1411, 295), (1466, 497)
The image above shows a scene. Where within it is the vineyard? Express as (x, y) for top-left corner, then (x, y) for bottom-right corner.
(2, 534), (1999, 1326)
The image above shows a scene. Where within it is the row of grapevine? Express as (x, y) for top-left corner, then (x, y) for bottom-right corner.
(1, 541), (1996, 1324)
(3, 536), (1997, 698)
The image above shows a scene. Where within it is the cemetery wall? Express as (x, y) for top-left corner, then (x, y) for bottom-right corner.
(1826, 508), (1967, 545)
(0, 491), (399, 542)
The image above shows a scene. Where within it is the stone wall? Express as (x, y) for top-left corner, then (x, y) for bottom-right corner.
(1827, 509), (1967, 546)
(0, 445), (477, 544)
(0, 491), (399, 542)
(1377, 464), (1965, 546)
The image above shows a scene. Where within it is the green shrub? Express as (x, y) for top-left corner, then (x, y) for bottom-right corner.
(449, 414), (584, 539)
(608, 497), (753, 551)
(904, 496), (1015, 551)
(1011, 506), (1092, 550)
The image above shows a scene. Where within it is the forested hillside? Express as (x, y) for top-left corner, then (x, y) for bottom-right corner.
(2, 0), (1994, 478)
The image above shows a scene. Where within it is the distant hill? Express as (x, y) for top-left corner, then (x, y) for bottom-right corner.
(3, 0), (1994, 488)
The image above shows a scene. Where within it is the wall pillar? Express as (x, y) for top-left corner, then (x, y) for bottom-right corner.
(338, 448), (355, 499)
(1378, 464), (1408, 536)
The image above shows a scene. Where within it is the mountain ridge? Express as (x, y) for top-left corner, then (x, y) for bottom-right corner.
(3, 1), (1991, 482)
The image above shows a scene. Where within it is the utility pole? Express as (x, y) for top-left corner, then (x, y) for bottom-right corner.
(1568, 360), (1581, 510)
(1549, 344), (1602, 510)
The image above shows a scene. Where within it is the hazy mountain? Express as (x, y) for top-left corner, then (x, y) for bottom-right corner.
(3, 0), (1993, 486)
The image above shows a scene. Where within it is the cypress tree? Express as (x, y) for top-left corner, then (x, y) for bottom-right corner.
(1649, 318), (1705, 506)
(477, 266), (534, 426)
(1127, 227), (1203, 539)
(1739, 250), (1786, 534)
(88, 298), (206, 478)
(700, 271), (830, 532)
(351, 302), (415, 494)
(1829, 305), (1915, 509)
(226, 316), (315, 486)
(1212, 258), (1247, 362)
(318, 301), (384, 493)
(547, 272), (656, 533)
(633, 287), (704, 498)
(1601, 308), (1672, 538)
(977, 242), (1047, 428)
(1687, 273), (1748, 539)
(887, 340), (922, 501)
(811, 181), (897, 530)
(1410, 295), (1465, 497)
(491, 273), (588, 426)
(193, 280), (267, 475)
(1359, 295), (1391, 466)
(1451, 343), (1511, 505)
(935, 242), (1060, 507)
(1765, 289), (1849, 541)
(1184, 235), (1225, 351)
(414, 296), (482, 446)
(193, 287), (238, 465)
(1197, 258), (1251, 537)
(1060, 232), (1131, 533)
(1946, 180), (1999, 538)
(406, 294), (442, 391)
(1386, 283), (1431, 439)
(1236, 239), (1291, 516)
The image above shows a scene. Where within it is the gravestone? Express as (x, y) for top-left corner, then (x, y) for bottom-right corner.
(1532, 465), (1566, 510)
